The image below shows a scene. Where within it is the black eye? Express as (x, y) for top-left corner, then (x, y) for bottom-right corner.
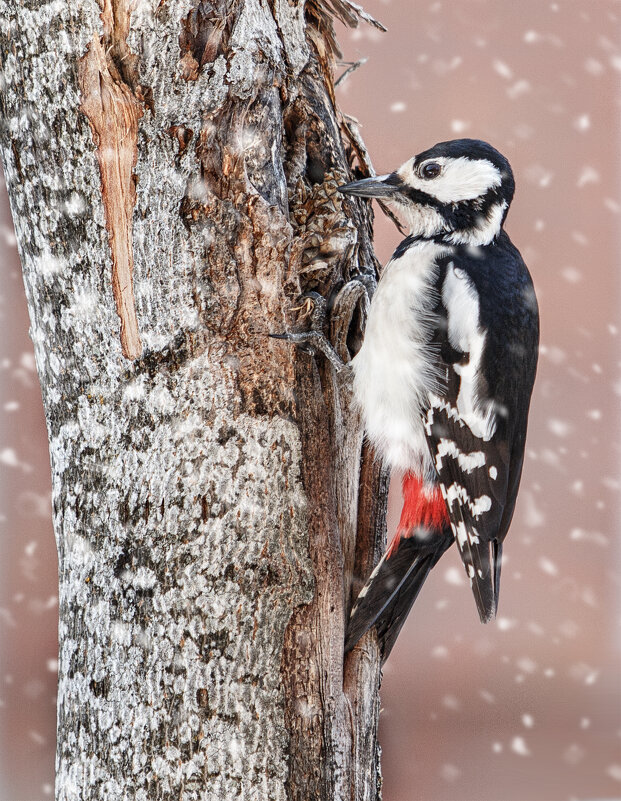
(421, 162), (442, 179)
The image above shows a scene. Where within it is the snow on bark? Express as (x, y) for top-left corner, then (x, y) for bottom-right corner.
(0, 0), (385, 799)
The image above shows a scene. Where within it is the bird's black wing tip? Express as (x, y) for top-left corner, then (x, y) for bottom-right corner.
(344, 538), (453, 660)
(476, 600), (497, 625)
(469, 539), (502, 624)
(344, 623), (368, 655)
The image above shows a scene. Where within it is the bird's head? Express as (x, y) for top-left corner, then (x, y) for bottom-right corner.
(338, 139), (515, 246)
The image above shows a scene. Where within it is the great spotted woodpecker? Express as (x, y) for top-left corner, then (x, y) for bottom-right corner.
(338, 139), (539, 659)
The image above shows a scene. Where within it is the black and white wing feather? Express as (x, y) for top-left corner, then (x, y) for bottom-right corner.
(427, 245), (538, 621)
(425, 391), (508, 621)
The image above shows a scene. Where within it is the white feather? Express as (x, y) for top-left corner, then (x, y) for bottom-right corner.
(443, 482), (491, 518)
(352, 241), (449, 475)
(435, 440), (486, 473)
(387, 156), (506, 244)
(398, 156), (502, 203)
(395, 202), (448, 240)
(442, 265), (496, 440)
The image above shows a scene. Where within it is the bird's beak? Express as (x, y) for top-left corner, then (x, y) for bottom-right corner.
(337, 172), (402, 198)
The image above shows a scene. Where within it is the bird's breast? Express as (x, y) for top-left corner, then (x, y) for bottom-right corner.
(352, 241), (449, 475)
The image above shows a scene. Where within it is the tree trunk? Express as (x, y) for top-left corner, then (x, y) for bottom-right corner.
(0, 1), (387, 799)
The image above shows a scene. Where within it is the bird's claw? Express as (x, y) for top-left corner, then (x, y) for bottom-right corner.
(271, 280), (372, 373)
(270, 292), (347, 373)
(269, 328), (346, 372)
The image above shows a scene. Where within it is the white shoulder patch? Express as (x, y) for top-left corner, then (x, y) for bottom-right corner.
(442, 265), (495, 440)
(442, 263), (480, 354)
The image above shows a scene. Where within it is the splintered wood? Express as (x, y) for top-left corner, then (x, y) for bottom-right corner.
(79, 29), (143, 360)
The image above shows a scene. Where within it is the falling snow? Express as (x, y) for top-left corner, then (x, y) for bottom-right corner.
(573, 113), (591, 131)
(511, 736), (531, 757)
(606, 765), (621, 783)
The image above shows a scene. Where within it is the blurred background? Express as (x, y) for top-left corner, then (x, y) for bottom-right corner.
(0, 1), (619, 799)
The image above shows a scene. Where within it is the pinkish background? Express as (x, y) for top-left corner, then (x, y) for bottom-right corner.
(1, 1), (620, 799)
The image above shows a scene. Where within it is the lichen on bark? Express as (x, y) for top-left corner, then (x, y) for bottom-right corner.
(0, 0), (386, 798)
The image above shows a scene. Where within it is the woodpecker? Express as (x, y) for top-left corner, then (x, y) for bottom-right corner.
(338, 139), (539, 660)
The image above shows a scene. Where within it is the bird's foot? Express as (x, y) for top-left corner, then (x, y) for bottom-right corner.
(271, 281), (370, 373)
(271, 291), (347, 372)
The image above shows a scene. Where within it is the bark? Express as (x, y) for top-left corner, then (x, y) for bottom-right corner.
(0, 1), (387, 799)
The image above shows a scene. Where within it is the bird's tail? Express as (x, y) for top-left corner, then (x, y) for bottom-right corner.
(345, 473), (452, 660)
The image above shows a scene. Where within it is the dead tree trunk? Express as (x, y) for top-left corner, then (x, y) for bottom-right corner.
(0, 1), (387, 799)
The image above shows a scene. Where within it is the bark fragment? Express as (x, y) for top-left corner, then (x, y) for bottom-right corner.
(179, 0), (233, 80)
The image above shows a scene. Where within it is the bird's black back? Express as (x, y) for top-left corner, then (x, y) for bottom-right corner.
(436, 230), (539, 443)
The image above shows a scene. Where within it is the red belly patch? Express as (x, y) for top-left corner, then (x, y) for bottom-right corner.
(386, 472), (449, 558)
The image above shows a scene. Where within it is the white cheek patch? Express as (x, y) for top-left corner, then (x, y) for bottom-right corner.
(395, 200), (447, 239)
(399, 156), (502, 203)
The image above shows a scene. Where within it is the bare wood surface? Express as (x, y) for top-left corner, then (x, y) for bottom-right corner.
(79, 24), (144, 360)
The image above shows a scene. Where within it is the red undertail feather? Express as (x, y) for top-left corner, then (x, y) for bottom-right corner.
(386, 473), (449, 558)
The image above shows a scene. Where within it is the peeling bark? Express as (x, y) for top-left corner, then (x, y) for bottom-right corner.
(0, 0), (386, 798)
(79, 0), (148, 360)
